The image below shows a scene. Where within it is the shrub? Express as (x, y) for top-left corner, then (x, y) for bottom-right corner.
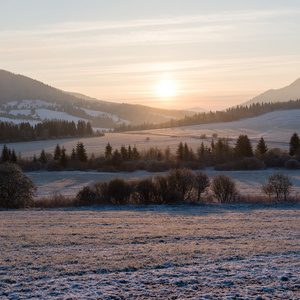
(239, 157), (265, 170)
(132, 177), (158, 204)
(107, 177), (132, 204)
(262, 173), (293, 202)
(46, 161), (63, 171)
(194, 172), (210, 202)
(94, 181), (111, 204)
(76, 186), (96, 206)
(0, 163), (37, 208)
(154, 174), (171, 204)
(284, 159), (300, 170)
(215, 157), (264, 171)
(145, 160), (170, 172)
(167, 168), (195, 202)
(211, 173), (238, 203)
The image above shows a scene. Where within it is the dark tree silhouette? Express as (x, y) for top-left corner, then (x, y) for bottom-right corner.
(256, 136), (268, 157)
(289, 132), (300, 156)
(235, 135), (253, 157)
(0, 163), (36, 208)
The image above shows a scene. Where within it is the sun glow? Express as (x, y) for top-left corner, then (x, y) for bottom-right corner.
(156, 79), (177, 98)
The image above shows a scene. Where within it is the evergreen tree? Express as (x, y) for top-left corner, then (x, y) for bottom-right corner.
(120, 145), (128, 161)
(10, 149), (17, 163)
(183, 143), (190, 160)
(86, 122), (93, 135)
(71, 148), (77, 161)
(53, 144), (61, 161)
(105, 143), (113, 159)
(127, 145), (133, 160)
(60, 147), (68, 168)
(289, 132), (300, 156)
(235, 135), (253, 158)
(39, 149), (47, 164)
(132, 146), (140, 160)
(111, 149), (123, 167)
(256, 137), (268, 157)
(76, 142), (88, 162)
(164, 146), (171, 161)
(1, 145), (10, 162)
(197, 142), (205, 161)
(176, 142), (184, 160)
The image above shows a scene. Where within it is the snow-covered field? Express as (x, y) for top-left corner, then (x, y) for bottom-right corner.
(1, 205), (299, 299)
(3, 108), (300, 159)
(28, 169), (300, 199)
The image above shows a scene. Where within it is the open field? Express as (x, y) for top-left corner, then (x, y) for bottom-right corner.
(1, 205), (299, 299)
(2, 109), (300, 159)
(28, 169), (300, 199)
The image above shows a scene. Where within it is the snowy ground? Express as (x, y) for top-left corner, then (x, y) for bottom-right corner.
(0, 205), (299, 299)
(27, 169), (300, 199)
(3, 108), (300, 159)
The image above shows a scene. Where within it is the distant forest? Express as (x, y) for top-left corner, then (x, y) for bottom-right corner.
(114, 100), (300, 132)
(0, 120), (99, 143)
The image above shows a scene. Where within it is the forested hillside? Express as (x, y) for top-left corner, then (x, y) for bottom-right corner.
(115, 99), (300, 132)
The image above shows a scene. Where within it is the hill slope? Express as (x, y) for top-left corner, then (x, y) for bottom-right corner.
(0, 70), (192, 129)
(243, 78), (300, 106)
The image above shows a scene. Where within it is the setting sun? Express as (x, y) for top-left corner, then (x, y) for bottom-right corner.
(156, 79), (177, 98)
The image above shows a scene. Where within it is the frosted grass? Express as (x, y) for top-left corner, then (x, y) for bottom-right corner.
(0, 205), (299, 299)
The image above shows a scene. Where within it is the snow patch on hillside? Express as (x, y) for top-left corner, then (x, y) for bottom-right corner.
(5, 99), (60, 109)
(80, 107), (130, 125)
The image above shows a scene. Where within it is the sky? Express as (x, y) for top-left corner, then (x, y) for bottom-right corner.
(1, 0), (300, 111)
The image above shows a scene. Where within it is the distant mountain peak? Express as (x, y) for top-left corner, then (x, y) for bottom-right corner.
(242, 77), (300, 106)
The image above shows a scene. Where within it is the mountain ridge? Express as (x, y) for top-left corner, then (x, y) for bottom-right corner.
(0, 70), (193, 128)
(242, 77), (300, 106)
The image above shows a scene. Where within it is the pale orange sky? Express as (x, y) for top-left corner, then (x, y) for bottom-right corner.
(1, 1), (300, 110)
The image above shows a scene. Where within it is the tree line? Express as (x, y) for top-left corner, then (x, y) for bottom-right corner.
(114, 100), (300, 132)
(1, 132), (300, 172)
(0, 120), (98, 142)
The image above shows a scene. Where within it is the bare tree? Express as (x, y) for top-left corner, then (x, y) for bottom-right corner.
(193, 172), (210, 202)
(211, 174), (238, 203)
(262, 173), (293, 201)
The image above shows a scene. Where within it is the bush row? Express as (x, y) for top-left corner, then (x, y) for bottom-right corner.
(1, 163), (297, 209)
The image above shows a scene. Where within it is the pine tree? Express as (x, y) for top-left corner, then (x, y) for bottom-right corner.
(176, 142), (184, 160)
(256, 137), (268, 157)
(86, 122), (93, 135)
(71, 148), (76, 161)
(183, 143), (190, 160)
(120, 145), (128, 161)
(10, 149), (17, 163)
(76, 142), (88, 162)
(1, 145), (10, 162)
(105, 143), (113, 159)
(235, 135), (253, 157)
(289, 132), (300, 156)
(39, 149), (47, 164)
(111, 149), (123, 167)
(53, 144), (61, 161)
(60, 147), (68, 168)
(127, 145), (133, 160)
(132, 146), (140, 160)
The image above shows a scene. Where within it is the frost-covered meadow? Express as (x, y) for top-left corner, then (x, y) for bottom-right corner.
(1, 205), (299, 299)
(28, 169), (300, 199)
